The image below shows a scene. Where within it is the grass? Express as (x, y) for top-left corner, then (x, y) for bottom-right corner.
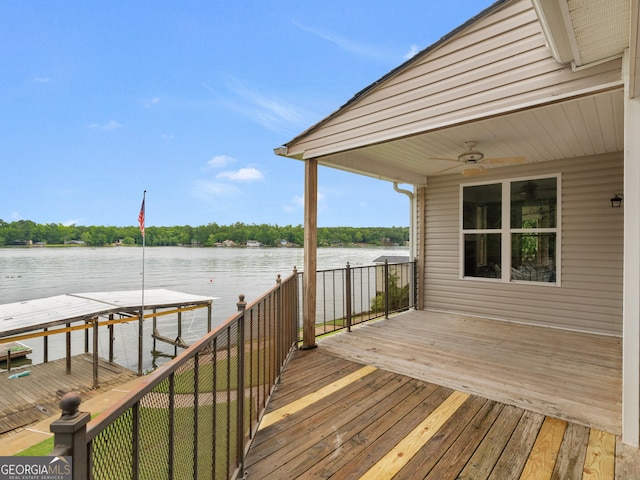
(16, 414), (100, 456)
(17, 402), (251, 480)
(89, 401), (250, 479)
(16, 438), (53, 457)
(153, 345), (273, 394)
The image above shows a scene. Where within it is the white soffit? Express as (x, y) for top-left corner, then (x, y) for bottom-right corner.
(534, 0), (630, 67)
(568, 0), (630, 66)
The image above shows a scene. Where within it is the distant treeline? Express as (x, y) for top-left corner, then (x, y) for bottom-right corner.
(0, 220), (409, 248)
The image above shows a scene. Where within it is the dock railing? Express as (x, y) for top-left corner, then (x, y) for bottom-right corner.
(50, 272), (298, 480)
(48, 259), (415, 479)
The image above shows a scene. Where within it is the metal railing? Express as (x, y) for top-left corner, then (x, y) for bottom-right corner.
(50, 272), (298, 480)
(299, 259), (417, 339)
(48, 259), (416, 479)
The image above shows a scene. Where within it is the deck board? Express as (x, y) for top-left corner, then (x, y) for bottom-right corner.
(317, 311), (622, 434)
(245, 336), (636, 479)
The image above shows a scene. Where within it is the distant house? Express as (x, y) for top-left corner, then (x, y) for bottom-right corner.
(246, 240), (262, 247)
(276, 0), (640, 447)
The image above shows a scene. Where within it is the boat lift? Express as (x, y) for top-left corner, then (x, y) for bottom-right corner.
(0, 289), (215, 387)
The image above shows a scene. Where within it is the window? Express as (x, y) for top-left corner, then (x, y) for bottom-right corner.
(461, 176), (559, 284)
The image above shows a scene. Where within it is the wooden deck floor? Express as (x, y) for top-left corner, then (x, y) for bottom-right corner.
(0, 353), (137, 435)
(245, 348), (640, 479)
(318, 311), (622, 435)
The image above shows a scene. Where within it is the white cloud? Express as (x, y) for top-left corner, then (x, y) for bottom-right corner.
(206, 155), (235, 169)
(224, 78), (312, 134)
(292, 21), (389, 61)
(142, 96), (160, 108)
(404, 44), (420, 60)
(89, 120), (122, 131)
(284, 192), (325, 212)
(34, 77), (50, 83)
(62, 219), (81, 226)
(216, 167), (264, 182)
(9, 211), (21, 221)
(293, 195), (305, 207)
(192, 179), (241, 200)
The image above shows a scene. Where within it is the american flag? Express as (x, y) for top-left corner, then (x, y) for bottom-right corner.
(138, 198), (145, 237)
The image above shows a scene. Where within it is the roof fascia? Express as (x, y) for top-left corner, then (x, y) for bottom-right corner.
(276, 0), (511, 158)
(531, 0), (579, 65)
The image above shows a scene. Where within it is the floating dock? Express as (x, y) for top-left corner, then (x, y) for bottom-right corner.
(0, 289), (215, 435)
(0, 341), (32, 363)
(0, 354), (137, 435)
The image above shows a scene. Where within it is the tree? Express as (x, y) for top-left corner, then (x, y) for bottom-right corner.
(371, 273), (410, 314)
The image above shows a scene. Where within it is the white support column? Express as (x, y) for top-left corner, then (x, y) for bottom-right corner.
(302, 158), (318, 349)
(623, 48), (640, 447)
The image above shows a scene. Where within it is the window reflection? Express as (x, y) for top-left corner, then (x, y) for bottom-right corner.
(463, 183), (501, 230)
(511, 233), (556, 282)
(462, 176), (559, 283)
(511, 178), (556, 229)
(464, 233), (501, 278)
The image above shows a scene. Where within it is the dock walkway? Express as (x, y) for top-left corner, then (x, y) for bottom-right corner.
(0, 354), (136, 436)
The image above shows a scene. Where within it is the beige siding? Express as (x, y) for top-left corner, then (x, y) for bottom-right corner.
(423, 154), (623, 335)
(288, 0), (622, 159)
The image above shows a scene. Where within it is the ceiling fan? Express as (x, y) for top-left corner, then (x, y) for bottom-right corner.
(431, 141), (527, 176)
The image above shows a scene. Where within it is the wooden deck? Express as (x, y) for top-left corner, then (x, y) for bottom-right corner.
(245, 349), (640, 479)
(0, 354), (137, 435)
(245, 312), (639, 478)
(318, 311), (622, 435)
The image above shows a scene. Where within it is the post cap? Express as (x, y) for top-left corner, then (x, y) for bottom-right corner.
(59, 392), (82, 419)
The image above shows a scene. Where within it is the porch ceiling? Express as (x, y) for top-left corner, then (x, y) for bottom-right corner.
(314, 87), (624, 186)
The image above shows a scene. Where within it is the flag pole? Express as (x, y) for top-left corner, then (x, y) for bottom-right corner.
(138, 190), (146, 376)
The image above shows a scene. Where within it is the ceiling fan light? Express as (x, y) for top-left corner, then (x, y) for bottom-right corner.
(461, 164), (486, 176)
(459, 151), (484, 162)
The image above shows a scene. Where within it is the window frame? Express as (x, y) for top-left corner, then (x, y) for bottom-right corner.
(459, 173), (561, 286)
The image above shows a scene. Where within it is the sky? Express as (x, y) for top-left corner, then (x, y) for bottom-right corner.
(0, 0), (496, 228)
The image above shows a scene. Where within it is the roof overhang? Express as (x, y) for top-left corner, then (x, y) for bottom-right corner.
(274, 0), (633, 185)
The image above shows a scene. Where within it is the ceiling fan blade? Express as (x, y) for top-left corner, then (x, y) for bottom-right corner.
(483, 156), (527, 165)
(432, 164), (461, 175)
(428, 157), (459, 162)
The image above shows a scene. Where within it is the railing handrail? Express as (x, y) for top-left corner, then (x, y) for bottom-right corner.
(86, 271), (296, 443)
(301, 259), (417, 341)
(313, 260), (413, 274)
(49, 259), (416, 479)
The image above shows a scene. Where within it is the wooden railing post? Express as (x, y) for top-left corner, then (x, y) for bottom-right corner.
(50, 392), (91, 480)
(92, 318), (99, 389)
(66, 323), (71, 374)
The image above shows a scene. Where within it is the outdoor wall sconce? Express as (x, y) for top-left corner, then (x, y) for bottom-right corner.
(611, 193), (623, 208)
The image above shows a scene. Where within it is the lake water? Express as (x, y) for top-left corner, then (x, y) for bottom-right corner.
(0, 246), (408, 370)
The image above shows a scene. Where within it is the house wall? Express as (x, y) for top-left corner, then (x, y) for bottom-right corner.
(421, 154), (623, 335)
(287, 0), (623, 160)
